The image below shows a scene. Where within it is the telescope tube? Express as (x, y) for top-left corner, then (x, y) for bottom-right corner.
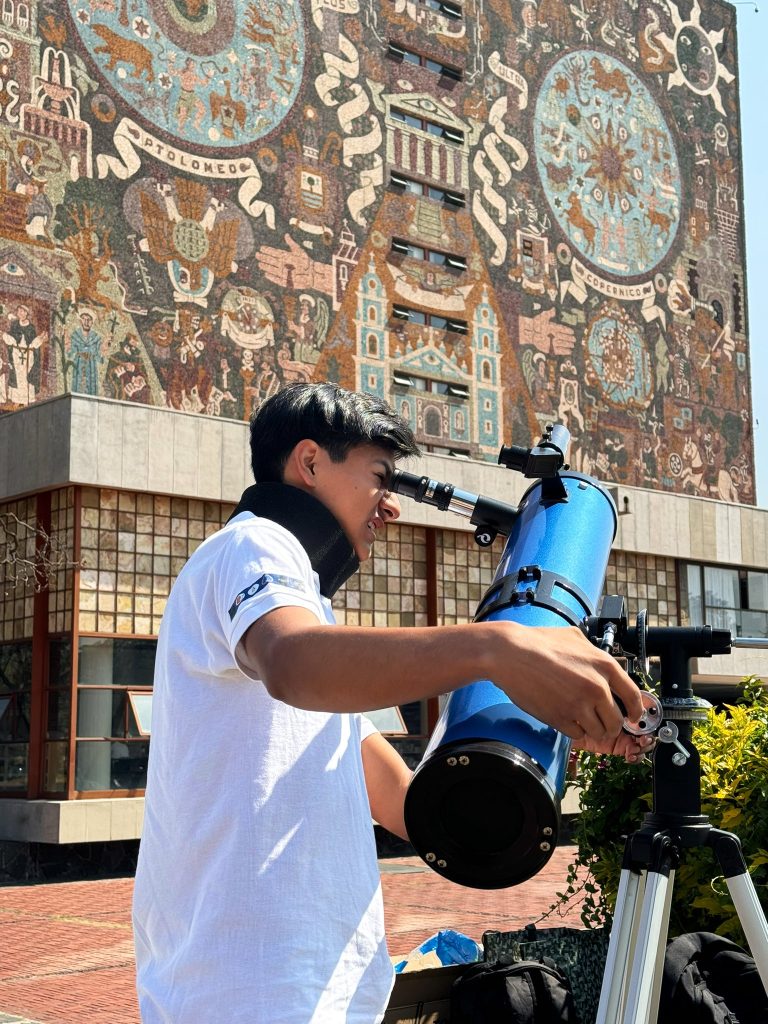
(404, 472), (617, 889)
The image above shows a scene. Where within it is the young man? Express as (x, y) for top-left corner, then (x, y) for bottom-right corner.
(133, 382), (648, 1023)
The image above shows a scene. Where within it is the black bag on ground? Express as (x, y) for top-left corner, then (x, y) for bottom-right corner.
(450, 954), (580, 1023)
(482, 925), (608, 1024)
(658, 931), (768, 1024)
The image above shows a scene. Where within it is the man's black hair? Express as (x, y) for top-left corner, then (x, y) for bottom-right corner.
(250, 382), (421, 482)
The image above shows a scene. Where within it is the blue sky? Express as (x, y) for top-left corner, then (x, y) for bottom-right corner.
(736, 3), (768, 504)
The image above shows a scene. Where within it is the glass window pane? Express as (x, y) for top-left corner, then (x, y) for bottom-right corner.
(128, 692), (153, 736)
(77, 688), (126, 738)
(703, 566), (740, 610)
(683, 564), (703, 625)
(707, 605), (738, 633)
(75, 739), (149, 791)
(741, 609), (768, 639)
(0, 742), (27, 789)
(43, 740), (68, 792)
(364, 707), (407, 734)
(0, 692), (30, 741)
(0, 642), (32, 695)
(113, 639), (156, 685)
(49, 638), (72, 688)
(47, 688), (71, 739)
(747, 572), (768, 611)
(78, 637), (156, 686)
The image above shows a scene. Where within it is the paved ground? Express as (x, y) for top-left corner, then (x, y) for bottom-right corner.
(0, 848), (587, 1024)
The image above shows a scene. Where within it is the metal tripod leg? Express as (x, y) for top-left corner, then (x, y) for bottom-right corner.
(595, 866), (644, 1024)
(711, 829), (768, 995)
(597, 826), (768, 1024)
(596, 865), (674, 1024)
(727, 873), (768, 992)
(621, 866), (674, 1024)
(596, 830), (679, 1024)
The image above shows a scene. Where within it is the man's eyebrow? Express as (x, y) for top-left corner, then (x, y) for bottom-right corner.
(374, 458), (395, 480)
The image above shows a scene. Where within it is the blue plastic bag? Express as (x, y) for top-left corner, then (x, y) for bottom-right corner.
(394, 929), (482, 973)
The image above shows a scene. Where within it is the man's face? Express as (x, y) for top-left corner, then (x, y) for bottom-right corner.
(310, 443), (400, 561)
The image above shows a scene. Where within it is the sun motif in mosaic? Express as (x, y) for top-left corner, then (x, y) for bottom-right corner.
(661, 0), (735, 116)
(67, 0), (305, 149)
(534, 50), (682, 278)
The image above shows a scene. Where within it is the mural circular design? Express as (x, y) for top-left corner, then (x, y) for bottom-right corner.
(585, 308), (652, 409)
(67, 0), (305, 149)
(534, 50), (682, 278)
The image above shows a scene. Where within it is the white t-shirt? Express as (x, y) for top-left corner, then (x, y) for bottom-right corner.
(133, 512), (394, 1023)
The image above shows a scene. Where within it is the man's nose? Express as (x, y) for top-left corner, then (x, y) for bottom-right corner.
(380, 490), (401, 522)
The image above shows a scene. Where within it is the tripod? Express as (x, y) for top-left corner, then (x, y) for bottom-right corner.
(594, 626), (768, 1024)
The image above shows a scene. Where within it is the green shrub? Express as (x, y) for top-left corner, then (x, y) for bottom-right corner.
(563, 677), (768, 944)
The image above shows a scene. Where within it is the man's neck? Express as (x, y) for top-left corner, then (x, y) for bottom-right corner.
(228, 482), (359, 598)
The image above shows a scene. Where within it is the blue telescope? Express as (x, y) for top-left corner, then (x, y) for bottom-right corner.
(392, 425), (617, 889)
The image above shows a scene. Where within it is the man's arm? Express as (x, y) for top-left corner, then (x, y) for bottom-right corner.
(360, 730), (413, 840)
(238, 606), (645, 749)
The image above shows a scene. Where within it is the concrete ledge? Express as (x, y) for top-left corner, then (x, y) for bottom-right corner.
(0, 797), (144, 844)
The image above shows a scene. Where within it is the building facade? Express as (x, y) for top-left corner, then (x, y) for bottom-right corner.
(0, 0), (765, 843)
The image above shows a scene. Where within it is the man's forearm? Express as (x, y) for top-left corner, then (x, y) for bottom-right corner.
(241, 605), (646, 747)
(246, 612), (500, 712)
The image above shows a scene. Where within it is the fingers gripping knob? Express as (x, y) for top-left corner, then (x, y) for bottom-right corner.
(622, 690), (663, 736)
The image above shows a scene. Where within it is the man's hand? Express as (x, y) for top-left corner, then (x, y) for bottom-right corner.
(489, 623), (645, 751)
(576, 730), (655, 763)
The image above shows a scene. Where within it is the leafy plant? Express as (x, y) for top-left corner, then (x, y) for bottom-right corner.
(562, 677), (768, 944)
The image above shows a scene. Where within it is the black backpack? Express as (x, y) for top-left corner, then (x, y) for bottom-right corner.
(450, 954), (579, 1023)
(659, 931), (768, 1024)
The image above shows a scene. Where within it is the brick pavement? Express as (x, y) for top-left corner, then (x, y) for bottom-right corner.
(0, 847), (586, 1024)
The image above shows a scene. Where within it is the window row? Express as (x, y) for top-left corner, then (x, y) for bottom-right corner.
(388, 42), (463, 80)
(393, 372), (470, 399)
(681, 563), (768, 638)
(391, 107), (464, 145)
(392, 304), (468, 334)
(391, 238), (467, 270)
(390, 171), (465, 208)
(396, 0), (463, 20)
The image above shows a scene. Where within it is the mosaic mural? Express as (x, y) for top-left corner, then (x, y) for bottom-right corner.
(0, 0), (753, 501)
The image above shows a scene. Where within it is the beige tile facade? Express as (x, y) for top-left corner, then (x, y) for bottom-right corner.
(78, 489), (234, 636)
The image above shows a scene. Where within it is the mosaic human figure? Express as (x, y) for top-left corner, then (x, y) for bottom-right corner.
(2, 304), (47, 405)
(68, 311), (103, 395)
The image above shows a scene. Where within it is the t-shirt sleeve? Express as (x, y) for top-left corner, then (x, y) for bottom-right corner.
(358, 713), (379, 743)
(215, 516), (324, 663)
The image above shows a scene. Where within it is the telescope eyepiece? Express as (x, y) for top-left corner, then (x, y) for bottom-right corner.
(498, 424), (571, 479)
(391, 469), (455, 512)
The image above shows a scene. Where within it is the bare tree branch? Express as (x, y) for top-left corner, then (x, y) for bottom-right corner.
(0, 512), (79, 595)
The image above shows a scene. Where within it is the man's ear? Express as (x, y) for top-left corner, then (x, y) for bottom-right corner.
(283, 439), (321, 490)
